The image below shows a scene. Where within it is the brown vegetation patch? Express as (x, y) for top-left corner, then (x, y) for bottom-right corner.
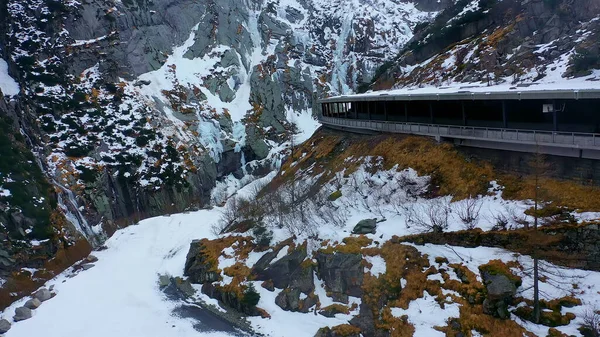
(268, 129), (494, 200)
(319, 235), (373, 254)
(331, 324), (362, 336)
(501, 175), (600, 212)
(197, 236), (254, 275)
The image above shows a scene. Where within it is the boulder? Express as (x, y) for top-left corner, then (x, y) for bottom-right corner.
(480, 267), (519, 319)
(173, 277), (195, 298)
(251, 248), (281, 274)
(13, 307), (32, 321)
(275, 288), (318, 313)
(319, 305), (348, 318)
(158, 274), (170, 288)
(316, 251), (363, 298)
(254, 246), (313, 293)
(0, 318), (11, 333)
(275, 288), (301, 311)
(314, 326), (361, 337)
(34, 288), (52, 302)
(24, 298), (42, 309)
(81, 264), (95, 270)
(352, 219), (377, 234)
(84, 255), (98, 263)
(184, 240), (221, 284)
(483, 273), (517, 300)
(200, 283), (260, 316)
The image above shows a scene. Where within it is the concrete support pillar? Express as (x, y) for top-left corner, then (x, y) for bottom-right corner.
(344, 102), (348, 119)
(502, 101), (508, 128)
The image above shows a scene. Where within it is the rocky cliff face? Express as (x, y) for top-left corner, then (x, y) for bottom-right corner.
(370, 0), (600, 89)
(0, 0), (443, 247)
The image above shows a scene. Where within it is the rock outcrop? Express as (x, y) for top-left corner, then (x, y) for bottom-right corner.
(372, 0), (600, 90)
(183, 240), (221, 284)
(254, 245), (314, 294)
(315, 251), (364, 302)
(479, 261), (521, 319)
(352, 219), (377, 235)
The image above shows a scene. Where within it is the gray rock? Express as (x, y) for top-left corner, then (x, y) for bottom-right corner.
(133, 80), (151, 87)
(13, 307), (32, 321)
(34, 288), (52, 302)
(81, 264), (95, 271)
(254, 246), (313, 293)
(24, 298), (42, 309)
(0, 318), (11, 333)
(275, 287), (301, 311)
(173, 277), (195, 298)
(480, 271), (518, 319)
(275, 287), (317, 313)
(158, 274), (171, 288)
(184, 240), (221, 284)
(482, 273), (517, 300)
(352, 219), (377, 234)
(316, 251), (363, 298)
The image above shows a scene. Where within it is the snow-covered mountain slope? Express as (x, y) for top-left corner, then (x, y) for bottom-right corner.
(0, 0), (444, 310)
(369, 0), (600, 91)
(0, 0), (441, 240)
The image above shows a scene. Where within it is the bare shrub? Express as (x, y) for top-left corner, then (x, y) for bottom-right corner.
(404, 198), (452, 233)
(582, 309), (600, 337)
(489, 204), (529, 231)
(490, 210), (509, 231)
(454, 196), (483, 230)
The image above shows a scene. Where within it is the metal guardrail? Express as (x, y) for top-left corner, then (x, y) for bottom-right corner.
(319, 116), (600, 150)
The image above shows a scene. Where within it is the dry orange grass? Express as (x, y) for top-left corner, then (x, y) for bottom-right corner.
(272, 129), (600, 212)
(331, 324), (362, 336)
(197, 236), (254, 275)
(270, 130), (494, 200)
(501, 175), (600, 211)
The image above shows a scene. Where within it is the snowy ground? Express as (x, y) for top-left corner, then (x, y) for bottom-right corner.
(0, 211), (237, 337)
(3, 156), (600, 337)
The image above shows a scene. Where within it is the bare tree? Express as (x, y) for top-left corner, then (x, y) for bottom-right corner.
(529, 147), (553, 323)
(454, 196), (483, 230)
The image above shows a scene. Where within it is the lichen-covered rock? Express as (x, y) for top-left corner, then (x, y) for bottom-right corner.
(319, 304), (349, 318)
(315, 251), (363, 298)
(352, 219), (377, 234)
(183, 240), (221, 284)
(479, 261), (520, 319)
(200, 283), (260, 316)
